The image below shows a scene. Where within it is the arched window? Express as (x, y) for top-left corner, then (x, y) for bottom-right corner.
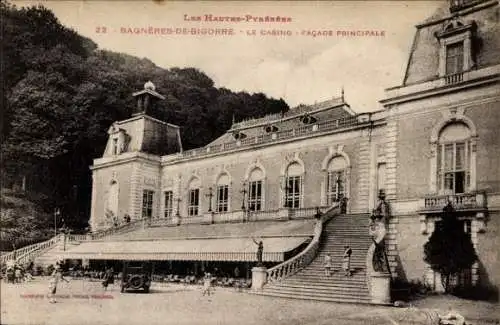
(248, 168), (264, 211)
(437, 122), (472, 194)
(216, 174), (230, 212)
(188, 178), (201, 216)
(284, 162), (303, 209)
(326, 157), (347, 205)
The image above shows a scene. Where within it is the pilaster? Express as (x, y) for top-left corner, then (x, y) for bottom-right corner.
(385, 120), (398, 201)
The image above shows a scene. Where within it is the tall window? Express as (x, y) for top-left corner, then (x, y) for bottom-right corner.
(216, 185), (229, 212)
(437, 123), (471, 194)
(284, 162), (303, 209)
(188, 178), (201, 216)
(164, 191), (173, 218)
(248, 168), (264, 211)
(248, 181), (262, 211)
(188, 189), (199, 216)
(216, 174), (230, 212)
(326, 156), (347, 205)
(285, 176), (302, 208)
(446, 42), (464, 75)
(142, 190), (154, 218)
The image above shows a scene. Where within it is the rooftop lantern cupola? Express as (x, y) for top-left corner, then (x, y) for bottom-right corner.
(131, 81), (166, 116)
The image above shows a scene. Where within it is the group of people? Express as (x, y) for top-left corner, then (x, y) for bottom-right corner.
(3, 261), (33, 283)
(323, 245), (353, 277)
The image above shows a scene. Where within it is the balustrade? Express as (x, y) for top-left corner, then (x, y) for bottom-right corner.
(1, 234), (64, 266)
(445, 72), (464, 85)
(150, 218), (178, 227)
(266, 204), (340, 283)
(422, 192), (486, 212)
(175, 116), (362, 160)
(212, 210), (245, 223)
(181, 215), (210, 225)
(247, 209), (280, 222)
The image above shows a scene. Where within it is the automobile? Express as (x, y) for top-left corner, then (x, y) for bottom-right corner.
(120, 261), (152, 293)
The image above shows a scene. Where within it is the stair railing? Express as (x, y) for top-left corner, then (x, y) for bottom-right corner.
(0, 234), (64, 266)
(266, 203), (341, 283)
(86, 219), (144, 241)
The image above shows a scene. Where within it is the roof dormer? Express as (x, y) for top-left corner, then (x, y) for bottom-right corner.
(105, 123), (130, 157)
(435, 17), (477, 80)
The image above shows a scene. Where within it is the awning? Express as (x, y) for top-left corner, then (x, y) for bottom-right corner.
(61, 237), (310, 262)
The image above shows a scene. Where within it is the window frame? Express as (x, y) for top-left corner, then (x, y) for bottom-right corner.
(142, 190), (154, 219)
(188, 188), (200, 216)
(285, 175), (302, 209)
(216, 185), (229, 213)
(164, 190), (174, 218)
(247, 180), (263, 212)
(437, 139), (471, 195)
(445, 41), (465, 75)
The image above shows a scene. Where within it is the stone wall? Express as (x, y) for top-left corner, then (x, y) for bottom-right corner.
(160, 127), (382, 217)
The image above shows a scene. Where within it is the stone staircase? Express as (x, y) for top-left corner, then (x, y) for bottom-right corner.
(258, 213), (373, 303)
(33, 240), (82, 267)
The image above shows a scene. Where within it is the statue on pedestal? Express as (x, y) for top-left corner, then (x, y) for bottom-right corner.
(252, 238), (264, 266)
(369, 190), (390, 273)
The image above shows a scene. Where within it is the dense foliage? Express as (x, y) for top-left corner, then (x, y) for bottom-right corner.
(423, 203), (477, 292)
(0, 3), (288, 243)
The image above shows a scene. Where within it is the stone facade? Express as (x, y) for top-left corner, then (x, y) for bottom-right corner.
(381, 0), (499, 294)
(89, 0), (499, 296)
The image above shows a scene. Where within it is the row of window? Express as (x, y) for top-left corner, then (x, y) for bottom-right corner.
(141, 171), (347, 218)
(137, 122), (471, 218)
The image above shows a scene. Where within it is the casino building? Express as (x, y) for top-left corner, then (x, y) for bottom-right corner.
(62, 0), (499, 302)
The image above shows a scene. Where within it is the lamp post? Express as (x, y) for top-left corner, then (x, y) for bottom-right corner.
(240, 181), (247, 211)
(54, 208), (60, 237)
(205, 187), (214, 212)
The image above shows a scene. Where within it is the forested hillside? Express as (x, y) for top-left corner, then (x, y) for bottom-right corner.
(0, 2), (289, 247)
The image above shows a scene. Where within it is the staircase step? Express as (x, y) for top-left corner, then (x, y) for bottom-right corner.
(273, 281), (368, 290)
(253, 291), (372, 304)
(261, 213), (375, 303)
(263, 288), (368, 299)
(258, 288), (371, 301)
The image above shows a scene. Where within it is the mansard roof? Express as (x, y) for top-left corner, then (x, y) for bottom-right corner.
(207, 97), (355, 147)
(402, 0), (499, 86)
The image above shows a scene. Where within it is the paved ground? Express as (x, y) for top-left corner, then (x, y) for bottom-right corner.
(1, 278), (498, 325)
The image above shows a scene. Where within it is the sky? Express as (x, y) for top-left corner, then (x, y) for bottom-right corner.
(15, 0), (444, 112)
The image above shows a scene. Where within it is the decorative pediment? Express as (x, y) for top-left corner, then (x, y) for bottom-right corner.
(435, 17), (476, 39)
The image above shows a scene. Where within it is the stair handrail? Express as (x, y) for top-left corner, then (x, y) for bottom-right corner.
(0, 234), (64, 266)
(87, 218), (144, 241)
(266, 203), (341, 283)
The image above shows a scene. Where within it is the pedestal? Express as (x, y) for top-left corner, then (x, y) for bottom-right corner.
(370, 272), (391, 304)
(251, 267), (267, 291)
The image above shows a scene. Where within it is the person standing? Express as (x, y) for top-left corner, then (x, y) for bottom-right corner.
(102, 267), (115, 291)
(202, 272), (213, 297)
(342, 245), (353, 276)
(48, 265), (69, 303)
(324, 254), (333, 276)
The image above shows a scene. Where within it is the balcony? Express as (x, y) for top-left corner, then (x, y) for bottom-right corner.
(418, 191), (487, 214)
(176, 115), (361, 161)
(148, 207), (330, 227)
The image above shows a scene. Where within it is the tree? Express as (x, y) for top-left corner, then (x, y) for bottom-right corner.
(423, 202), (477, 292)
